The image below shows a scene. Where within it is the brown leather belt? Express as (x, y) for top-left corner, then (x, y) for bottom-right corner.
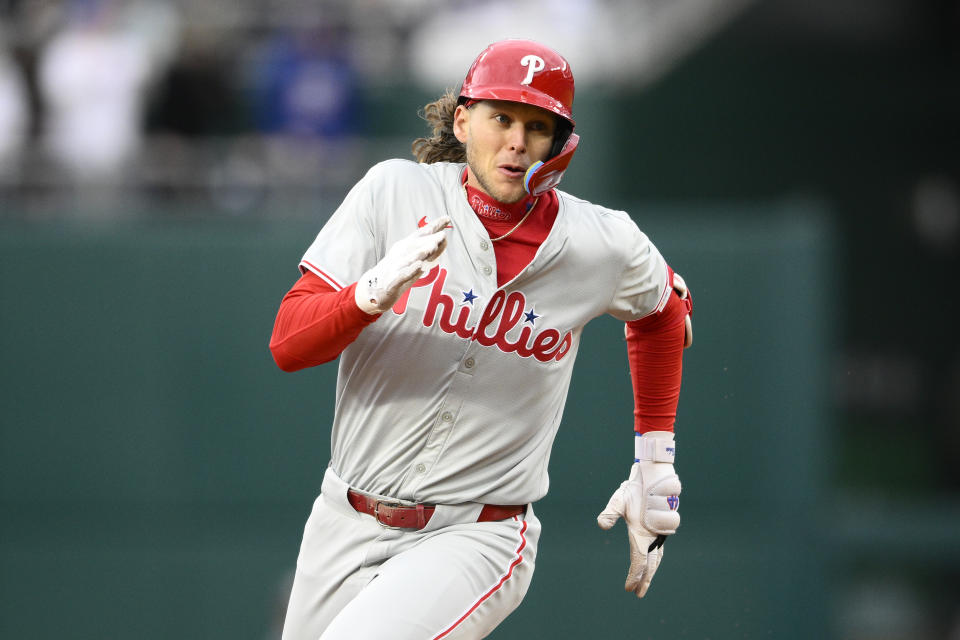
(346, 489), (525, 529)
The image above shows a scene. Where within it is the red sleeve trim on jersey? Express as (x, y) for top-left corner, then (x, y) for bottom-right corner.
(623, 266), (673, 324)
(270, 272), (378, 372)
(653, 268), (673, 314)
(298, 259), (346, 291)
(626, 276), (689, 433)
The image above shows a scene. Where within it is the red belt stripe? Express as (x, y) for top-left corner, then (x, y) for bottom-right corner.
(346, 489), (525, 530)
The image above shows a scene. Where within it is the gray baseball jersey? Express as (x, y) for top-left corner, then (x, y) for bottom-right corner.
(299, 159), (669, 506)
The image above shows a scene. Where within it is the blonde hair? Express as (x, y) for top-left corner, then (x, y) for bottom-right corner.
(411, 89), (467, 164)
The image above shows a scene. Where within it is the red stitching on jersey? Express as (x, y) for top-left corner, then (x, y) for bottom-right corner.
(431, 517), (528, 640)
(299, 260), (344, 291)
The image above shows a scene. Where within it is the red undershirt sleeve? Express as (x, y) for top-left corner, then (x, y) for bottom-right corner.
(269, 271), (379, 372)
(626, 271), (691, 433)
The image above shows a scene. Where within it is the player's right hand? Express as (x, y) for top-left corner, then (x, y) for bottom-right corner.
(597, 431), (681, 598)
(354, 216), (451, 314)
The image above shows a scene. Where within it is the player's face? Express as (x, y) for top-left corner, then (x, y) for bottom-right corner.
(454, 100), (557, 204)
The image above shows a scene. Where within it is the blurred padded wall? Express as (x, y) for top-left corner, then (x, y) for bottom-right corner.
(0, 204), (833, 639)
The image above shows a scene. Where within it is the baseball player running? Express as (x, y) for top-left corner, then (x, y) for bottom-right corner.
(269, 39), (693, 640)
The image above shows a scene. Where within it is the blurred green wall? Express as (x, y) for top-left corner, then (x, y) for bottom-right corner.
(0, 203), (833, 639)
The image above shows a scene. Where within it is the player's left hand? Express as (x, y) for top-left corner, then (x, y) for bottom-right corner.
(597, 431), (681, 598)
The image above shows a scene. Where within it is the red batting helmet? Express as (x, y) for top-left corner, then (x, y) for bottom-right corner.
(459, 39), (575, 127)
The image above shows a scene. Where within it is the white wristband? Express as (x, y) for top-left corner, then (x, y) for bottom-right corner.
(635, 431), (676, 463)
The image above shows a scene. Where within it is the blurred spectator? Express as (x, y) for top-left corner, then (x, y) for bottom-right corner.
(0, 40), (29, 178)
(147, 27), (239, 137)
(36, 0), (175, 183)
(246, 25), (359, 139)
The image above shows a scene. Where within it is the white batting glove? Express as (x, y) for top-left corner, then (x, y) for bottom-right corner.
(355, 216), (451, 314)
(597, 431), (681, 598)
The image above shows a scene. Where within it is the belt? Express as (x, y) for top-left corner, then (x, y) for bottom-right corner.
(346, 489), (525, 530)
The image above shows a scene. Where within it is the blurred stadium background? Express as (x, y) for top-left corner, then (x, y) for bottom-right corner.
(1, 0), (958, 638)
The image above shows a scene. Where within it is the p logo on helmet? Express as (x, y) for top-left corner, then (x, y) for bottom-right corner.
(520, 55), (545, 85)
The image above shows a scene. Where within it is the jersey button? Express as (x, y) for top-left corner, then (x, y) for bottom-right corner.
(482, 265), (492, 276)
(464, 357), (475, 369)
(479, 240), (490, 251)
(415, 463), (427, 474)
(441, 411), (453, 422)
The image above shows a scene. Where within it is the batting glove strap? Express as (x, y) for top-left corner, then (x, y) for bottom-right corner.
(635, 430), (677, 463)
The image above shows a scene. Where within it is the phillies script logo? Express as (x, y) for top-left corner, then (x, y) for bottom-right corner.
(392, 267), (573, 363)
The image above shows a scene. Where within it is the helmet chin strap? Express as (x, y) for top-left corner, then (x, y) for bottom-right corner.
(523, 133), (580, 196)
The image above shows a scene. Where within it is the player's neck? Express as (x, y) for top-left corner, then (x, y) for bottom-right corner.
(461, 169), (535, 222)
(464, 184), (536, 222)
